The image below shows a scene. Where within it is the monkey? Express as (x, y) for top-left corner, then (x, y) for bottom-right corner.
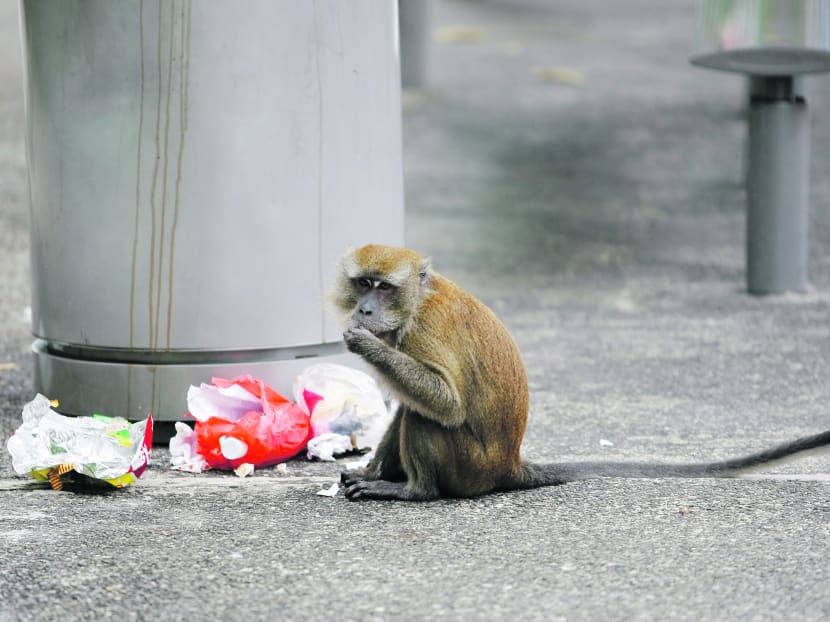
(334, 244), (830, 501)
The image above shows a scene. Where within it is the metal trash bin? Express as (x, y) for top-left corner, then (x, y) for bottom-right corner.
(690, 0), (830, 294)
(20, 0), (404, 420)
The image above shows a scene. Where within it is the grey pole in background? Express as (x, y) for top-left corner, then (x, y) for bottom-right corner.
(690, 0), (830, 295)
(398, 0), (433, 87)
(20, 1), (405, 420)
(746, 76), (809, 293)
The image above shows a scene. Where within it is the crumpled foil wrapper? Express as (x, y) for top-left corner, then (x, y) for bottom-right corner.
(6, 394), (153, 489)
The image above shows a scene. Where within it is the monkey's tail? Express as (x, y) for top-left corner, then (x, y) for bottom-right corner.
(512, 429), (830, 489)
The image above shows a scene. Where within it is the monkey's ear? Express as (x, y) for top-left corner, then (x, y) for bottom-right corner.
(418, 258), (432, 286)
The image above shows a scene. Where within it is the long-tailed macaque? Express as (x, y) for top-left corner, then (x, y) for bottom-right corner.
(334, 244), (830, 501)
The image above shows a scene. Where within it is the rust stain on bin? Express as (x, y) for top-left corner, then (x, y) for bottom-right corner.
(166, 0), (191, 350)
(154, 0), (177, 350)
(129, 0), (146, 351)
(147, 0), (164, 350)
(131, 0), (191, 353)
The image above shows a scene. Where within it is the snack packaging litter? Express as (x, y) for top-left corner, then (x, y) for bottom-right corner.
(6, 394), (153, 490)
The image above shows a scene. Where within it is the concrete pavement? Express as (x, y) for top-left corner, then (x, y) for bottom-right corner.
(1, 1), (829, 620)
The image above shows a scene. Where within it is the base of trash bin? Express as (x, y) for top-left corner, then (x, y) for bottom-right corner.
(32, 339), (363, 422)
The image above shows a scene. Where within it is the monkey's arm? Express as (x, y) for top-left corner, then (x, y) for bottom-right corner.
(344, 327), (465, 428)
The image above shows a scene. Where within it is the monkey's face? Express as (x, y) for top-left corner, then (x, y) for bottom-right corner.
(348, 276), (402, 335)
(334, 245), (432, 340)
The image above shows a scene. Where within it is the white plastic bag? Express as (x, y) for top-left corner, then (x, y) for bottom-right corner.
(293, 363), (392, 460)
(168, 421), (209, 473)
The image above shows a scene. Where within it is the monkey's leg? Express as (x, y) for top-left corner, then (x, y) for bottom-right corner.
(345, 411), (443, 502)
(341, 406), (405, 486)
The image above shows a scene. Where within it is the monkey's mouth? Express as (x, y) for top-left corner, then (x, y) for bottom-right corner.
(351, 317), (396, 340)
(357, 323), (389, 336)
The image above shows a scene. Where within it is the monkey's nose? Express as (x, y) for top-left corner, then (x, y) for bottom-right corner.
(359, 308), (373, 317)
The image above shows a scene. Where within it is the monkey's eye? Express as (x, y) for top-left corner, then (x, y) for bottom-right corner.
(377, 282), (392, 291)
(355, 278), (372, 290)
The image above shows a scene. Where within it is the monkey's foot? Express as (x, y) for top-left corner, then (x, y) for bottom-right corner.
(340, 468), (370, 487)
(344, 479), (435, 502)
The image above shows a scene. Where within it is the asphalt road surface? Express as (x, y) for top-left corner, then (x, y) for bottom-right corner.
(1, 2), (828, 620)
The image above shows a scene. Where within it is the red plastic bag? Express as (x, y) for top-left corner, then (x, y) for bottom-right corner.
(187, 375), (311, 470)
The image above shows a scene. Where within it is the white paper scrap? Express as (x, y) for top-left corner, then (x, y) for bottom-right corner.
(234, 463), (254, 478)
(316, 482), (340, 497)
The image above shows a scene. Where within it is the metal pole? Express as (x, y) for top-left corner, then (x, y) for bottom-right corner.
(746, 76), (810, 294)
(399, 0), (432, 87)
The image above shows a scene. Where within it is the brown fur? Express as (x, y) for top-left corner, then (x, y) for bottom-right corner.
(401, 276), (529, 495)
(336, 245), (532, 500)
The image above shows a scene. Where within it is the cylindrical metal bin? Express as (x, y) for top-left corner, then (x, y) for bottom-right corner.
(20, 1), (404, 420)
(690, 0), (830, 75)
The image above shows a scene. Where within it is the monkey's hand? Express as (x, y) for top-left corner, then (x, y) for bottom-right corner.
(343, 327), (386, 357)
